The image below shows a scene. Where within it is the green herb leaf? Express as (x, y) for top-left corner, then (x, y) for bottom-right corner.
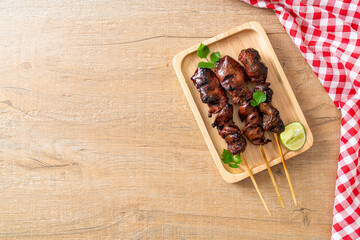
(210, 51), (221, 64)
(233, 155), (242, 164)
(229, 163), (240, 168)
(221, 150), (241, 168)
(197, 43), (210, 59)
(196, 44), (220, 69)
(253, 90), (266, 105)
(198, 61), (215, 69)
(250, 99), (258, 107)
(221, 149), (233, 164)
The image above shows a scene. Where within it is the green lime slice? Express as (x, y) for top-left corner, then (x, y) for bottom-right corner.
(280, 122), (306, 151)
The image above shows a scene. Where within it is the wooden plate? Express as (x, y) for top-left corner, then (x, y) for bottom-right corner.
(173, 21), (313, 183)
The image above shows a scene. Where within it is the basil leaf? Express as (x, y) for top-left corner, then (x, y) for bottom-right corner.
(210, 51), (221, 64)
(197, 43), (210, 59)
(198, 61), (215, 69)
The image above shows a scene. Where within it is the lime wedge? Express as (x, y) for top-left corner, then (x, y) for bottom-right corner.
(280, 122), (306, 151)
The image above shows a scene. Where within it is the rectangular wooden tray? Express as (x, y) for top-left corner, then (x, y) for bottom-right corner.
(173, 21), (313, 183)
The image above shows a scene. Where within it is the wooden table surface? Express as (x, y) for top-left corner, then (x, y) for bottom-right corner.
(0, 0), (341, 239)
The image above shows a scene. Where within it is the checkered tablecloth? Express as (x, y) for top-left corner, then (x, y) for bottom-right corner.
(240, 0), (360, 239)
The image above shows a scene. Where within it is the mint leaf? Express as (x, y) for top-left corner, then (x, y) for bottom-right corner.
(229, 163), (240, 168)
(233, 155), (242, 164)
(253, 91), (266, 105)
(198, 61), (215, 69)
(250, 99), (258, 107)
(210, 51), (221, 64)
(197, 43), (210, 59)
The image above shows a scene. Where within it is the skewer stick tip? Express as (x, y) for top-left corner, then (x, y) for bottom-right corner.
(241, 153), (272, 216)
(274, 133), (298, 206)
(259, 145), (284, 208)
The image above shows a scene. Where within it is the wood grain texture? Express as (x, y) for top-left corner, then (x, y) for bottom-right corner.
(0, 0), (340, 239)
(173, 22), (313, 183)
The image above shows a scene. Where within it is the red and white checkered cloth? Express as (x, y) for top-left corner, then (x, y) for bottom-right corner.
(240, 0), (360, 239)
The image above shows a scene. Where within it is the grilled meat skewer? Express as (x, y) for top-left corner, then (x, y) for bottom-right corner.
(239, 49), (285, 207)
(240, 48), (296, 206)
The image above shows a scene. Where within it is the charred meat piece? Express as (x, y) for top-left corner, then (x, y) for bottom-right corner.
(214, 55), (251, 104)
(212, 103), (233, 127)
(254, 82), (273, 103)
(259, 102), (285, 133)
(213, 104), (247, 154)
(191, 67), (228, 117)
(255, 82), (285, 133)
(238, 100), (256, 122)
(238, 101), (270, 145)
(218, 124), (247, 154)
(238, 48), (268, 83)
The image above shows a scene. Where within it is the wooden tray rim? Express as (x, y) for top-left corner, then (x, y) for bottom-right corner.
(172, 21), (313, 183)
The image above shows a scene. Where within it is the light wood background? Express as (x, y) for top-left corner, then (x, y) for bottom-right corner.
(0, 0), (341, 239)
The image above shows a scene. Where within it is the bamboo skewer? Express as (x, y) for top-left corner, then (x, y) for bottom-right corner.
(259, 145), (284, 208)
(240, 153), (271, 216)
(274, 133), (298, 206)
